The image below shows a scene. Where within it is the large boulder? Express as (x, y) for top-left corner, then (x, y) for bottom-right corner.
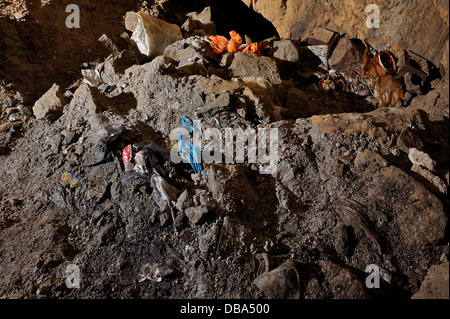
(129, 12), (183, 60)
(354, 150), (448, 247)
(32, 84), (68, 120)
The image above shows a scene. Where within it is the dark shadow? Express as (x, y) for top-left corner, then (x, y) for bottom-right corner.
(89, 87), (137, 116)
(297, 263), (325, 298)
(208, 0), (279, 40)
(155, 0), (280, 40)
(0, 0), (142, 104)
(0, 146), (11, 156)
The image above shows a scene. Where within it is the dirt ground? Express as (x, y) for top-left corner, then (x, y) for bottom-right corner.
(0, 0), (448, 299)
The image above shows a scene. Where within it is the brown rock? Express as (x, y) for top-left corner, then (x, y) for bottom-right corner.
(181, 18), (216, 35)
(336, 198), (382, 253)
(411, 164), (448, 194)
(328, 36), (366, 73)
(0, 121), (24, 133)
(207, 165), (259, 214)
(308, 28), (337, 46)
(192, 7), (213, 24)
(229, 52), (282, 85)
(196, 92), (231, 118)
(397, 127), (424, 153)
(412, 262), (449, 299)
(241, 77), (280, 122)
(185, 205), (209, 225)
(304, 108), (427, 153)
(397, 50), (430, 82)
(286, 87), (309, 118)
(32, 84), (67, 120)
(253, 260), (301, 299)
(408, 148), (436, 172)
(273, 40), (299, 64)
(403, 72), (423, 95)
(319, 260), (369, 299)
(130, 12), (183, 59)
(125, 11), (139, 32)
(98, 34), (120, 55)
(356, 150), (448, 247)
(334, 223), (354, 257)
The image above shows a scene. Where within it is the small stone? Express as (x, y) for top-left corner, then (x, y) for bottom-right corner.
(74, 145), (84, 156)
(335, 162), (345, 177)
(253, 260), (301, 299)
(397, 127), (423, 153)
(124, 11), (139, 32)
(196, 92), (231, 118)
(409, 148), (436, 171)
(62, 131), (78, 146)
(307, 45), (329, 68)
(273, 40), (299, 64)
(220, 53), (234, 67)
(33, 84), (68, 120)
(308, 28), (337, 46)
(229, 52), (281, 85)
(124, 162), (135, 172)
(14, 11), (26, 20)
(159, 212), (170, 227)
(138, 263), (174, 283)
(176, 190), (193, 212)
(397, 50), (429, 82)
(120, 32), (130, 43)
(328, 36), (365, 72)
(411, 164), (448, 194)
(185, 205), (209, 225)
(193, 7), (212, 24)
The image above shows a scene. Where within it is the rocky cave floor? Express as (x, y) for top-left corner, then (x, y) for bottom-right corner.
(0, 0), (449, 299)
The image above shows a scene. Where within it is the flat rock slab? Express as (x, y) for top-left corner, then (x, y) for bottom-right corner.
(229, 52), (281, 85)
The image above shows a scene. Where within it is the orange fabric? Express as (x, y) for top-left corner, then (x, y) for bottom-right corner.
(242, 42), (261, 55)
(209, 35), (229, 54)
(209, 31), (264, 55)
(227, 31), (243, 53)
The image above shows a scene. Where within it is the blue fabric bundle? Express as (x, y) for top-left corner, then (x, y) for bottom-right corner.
(178, 116), (204, 174)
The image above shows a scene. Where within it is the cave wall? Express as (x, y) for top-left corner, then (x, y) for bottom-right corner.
(242, 0), (449, 76)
